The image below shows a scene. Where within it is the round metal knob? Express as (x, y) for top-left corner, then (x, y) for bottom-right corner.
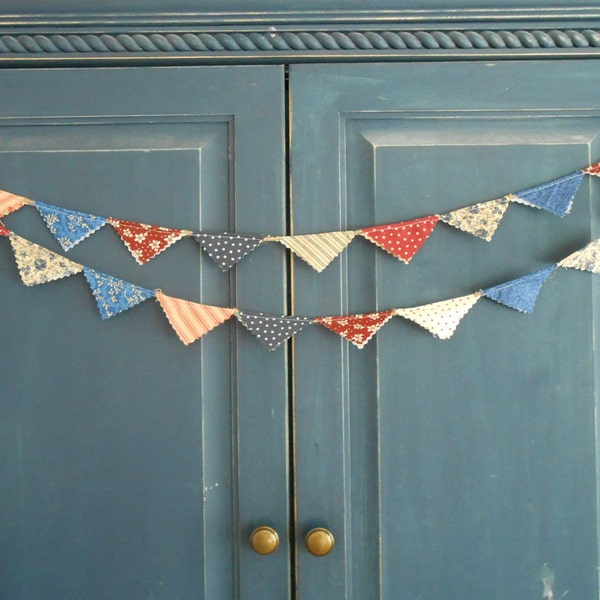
(250, 526), (280, 555)
(305, 527), (335, 556)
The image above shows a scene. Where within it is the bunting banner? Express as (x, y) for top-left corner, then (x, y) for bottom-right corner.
(359, 216), (440, 264)
(1, 161), (599, 272)
(276, 231), (356, 272)
(35, 201), (108, 250)
(109, 218), (192, 265)
(156, 290), (236, 345)
(2, 228), (598, 349)
(557, 239), (600, 273)
(394, 293), (482, 340)
(0, 189), (31, 218)
(82, 267), (155, 319)
(481, 266), (556, 313)
(9, 234), (83, 286)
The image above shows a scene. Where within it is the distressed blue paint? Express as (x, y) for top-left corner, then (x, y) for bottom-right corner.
(0, 66), (289, 599)
(291, 61), (600, 599)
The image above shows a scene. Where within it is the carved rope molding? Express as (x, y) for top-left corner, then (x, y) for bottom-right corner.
(1, 28), (600, 60)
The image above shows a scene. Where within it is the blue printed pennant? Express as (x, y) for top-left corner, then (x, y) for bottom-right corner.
(83, 267), (155, 319)
(194, 232), (264, 270)
(510, 171), (584, 217)
(482, 266), (556, 314)
(36, 201), (107, 251)
(236, 311), (313, 350)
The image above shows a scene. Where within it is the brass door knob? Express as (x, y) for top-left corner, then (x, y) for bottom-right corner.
(305, 527), (335, 556)
(249, 526), (280, 555)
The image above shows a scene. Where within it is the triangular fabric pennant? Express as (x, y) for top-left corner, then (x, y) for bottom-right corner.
(0, 224), (10, 236)
(8, 234), (84, 286)
(36, 201), (107, 250)
(109, 218), (190, 265)
(194, 232), (264, 270)
(583, 163), (600, 176)
(156, 290), (235, 345)
(482, 266), (555, 314)
(557, 239), (600, 273)
(440, 198), (510, 241)
(0, 189), (30, 218)
(83, 267), (155, 319)
(360, 216), (440, 263)
(277, 231), (356, 272)
(510, 171), (584, 217)
(236, 311), (313, 350)
(317, 310), (394, 349)
(395, 292), (481, 339)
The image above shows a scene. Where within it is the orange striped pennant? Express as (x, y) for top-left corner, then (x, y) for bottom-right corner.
(156, 290), (235, 345)
(0, 189), (30, 218)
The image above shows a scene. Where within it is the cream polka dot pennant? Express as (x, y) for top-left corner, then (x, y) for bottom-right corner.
(395, 292), (482, 339)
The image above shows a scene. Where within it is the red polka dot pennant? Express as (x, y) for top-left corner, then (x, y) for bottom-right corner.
(317, 310), (395, 349)
(360, 216), (440, 264)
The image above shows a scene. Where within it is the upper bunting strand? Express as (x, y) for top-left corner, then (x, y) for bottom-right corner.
(2, 228), (599, 350)
(0, 162), (598, 272)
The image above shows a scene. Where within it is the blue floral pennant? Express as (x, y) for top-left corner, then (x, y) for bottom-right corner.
(36, 201), (107, 251)
(510, 171), (584, 217)
(236, 311), (313, 350)
(482, 266), (556, 314)
(83, 267), (155, 319)
(194, 232), (264, 270)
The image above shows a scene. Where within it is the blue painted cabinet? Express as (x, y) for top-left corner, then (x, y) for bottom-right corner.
(0, 66), (291, 599)
(1, 60), (600, 599)
(291, 61), (600, 599)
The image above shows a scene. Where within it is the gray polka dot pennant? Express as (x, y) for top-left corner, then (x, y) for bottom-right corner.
(194, 232), (264, 270)
(236, 311), (314, 350)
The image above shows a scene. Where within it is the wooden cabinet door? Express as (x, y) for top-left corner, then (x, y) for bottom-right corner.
(290, 61), (600, 599)
(0, 66), (290, 599)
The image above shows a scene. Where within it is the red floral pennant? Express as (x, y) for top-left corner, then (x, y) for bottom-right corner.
(584, 162), (600, 176)
(109, 218), (190, 265)
(317, 310), (394, 348)
(0, 224), (10, 236)
(360, 216), (440, 263)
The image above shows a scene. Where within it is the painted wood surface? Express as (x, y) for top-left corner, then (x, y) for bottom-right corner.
(0, 66), (289, 599)
(290, 60), (600, 599)
(1, 59), (600, 599)
(0, 0), (595, 13)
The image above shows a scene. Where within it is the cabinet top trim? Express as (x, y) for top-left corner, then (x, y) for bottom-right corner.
(2, 11), (600, 64)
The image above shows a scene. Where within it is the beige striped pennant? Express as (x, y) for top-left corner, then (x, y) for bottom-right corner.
(0, 189), (32, 218)
(395, 292), (482, 340)
(156, 290), (236, 345)
(276, 231), (356, 272)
